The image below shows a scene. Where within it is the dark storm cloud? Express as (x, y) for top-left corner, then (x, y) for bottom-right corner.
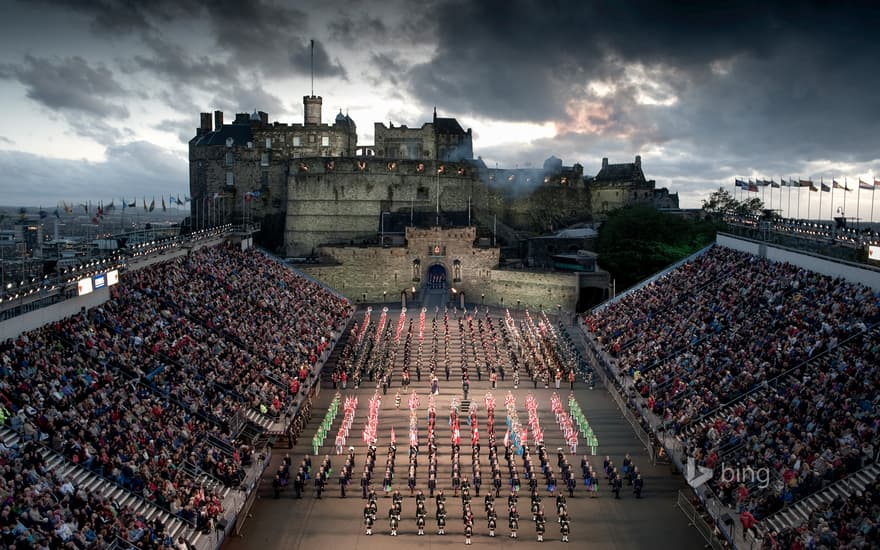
(363, 52), (408, 88)
(210, 83), (288, 120)
(0, 141), (187, 205)
(290, 39), (348, 80)
(132, 34), (239, 87)
(36, 0), (326, 79)
(407, 1), (880, 151)
(35, 0), (202, 34)
(0, 55), (130, 119)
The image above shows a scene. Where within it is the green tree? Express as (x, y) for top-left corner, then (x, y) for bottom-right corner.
(596, 205), (717, 290)
(702, 187), (764, 218)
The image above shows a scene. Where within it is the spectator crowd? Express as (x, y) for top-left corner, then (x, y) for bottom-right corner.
(0, 243), (352, 548)
(584, 245), (880, 548)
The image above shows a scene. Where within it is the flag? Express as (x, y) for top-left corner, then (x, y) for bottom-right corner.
(53, 208), (60, 219)
(39, 209), (47, 219)
(149, 198), (155, 212)
(81, 202), (89, 213)
(161, 196), (166, 212)
(106, 201), (115, 211)
(821, 182), (831, 192)
(798, 179), (813, 187)
(779, 178), (789, 186)
(770, 180), (780, 188)
(833, 180), (847, 190)
(62, 202), (72, 214)
(121, 198), (127, 210)
(143, 198), (147, 211)
(859, 179), (873, 190)
(128, 199), (136, 208)
(875, 179), (880, 188)
(748, 182), (758, 192)
(184, 195), (191, 203)
(756, 179), (769, 187)
(810, 183), (819, 192)
(735, 178), (746, 187)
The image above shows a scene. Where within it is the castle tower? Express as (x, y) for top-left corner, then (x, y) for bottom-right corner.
(304, 95), (322, 125)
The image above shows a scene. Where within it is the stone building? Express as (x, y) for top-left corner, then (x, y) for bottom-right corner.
(186, 93), (672, 309)
(300, 226), (589, 311)
(371, 109), (473, 161)
(587, 155), (678, 217)
(188, 95), (359, 249)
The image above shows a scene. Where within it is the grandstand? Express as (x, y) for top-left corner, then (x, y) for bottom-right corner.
(583, 236), (880, 549)
(1, 226), (878, 550)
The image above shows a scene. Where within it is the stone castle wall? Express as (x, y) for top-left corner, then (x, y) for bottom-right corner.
(283, 159), (598, 256)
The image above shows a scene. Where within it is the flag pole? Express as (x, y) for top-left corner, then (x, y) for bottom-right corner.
(797, 179), (801, 219)
(830, 180), (834, 222)
(871, 184), (876, 224)
(787, 178), (791, 219)
(857, 182), (861, 231)
(818, 178), (823, 222)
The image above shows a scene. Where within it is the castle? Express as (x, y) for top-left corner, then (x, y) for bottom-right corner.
(188, 94), (678, 256)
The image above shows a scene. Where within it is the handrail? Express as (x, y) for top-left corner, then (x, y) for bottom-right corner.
(675, 490), (729, 550)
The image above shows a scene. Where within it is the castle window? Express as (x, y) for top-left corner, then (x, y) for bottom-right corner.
(293, 136), (301, 147)
(322, 136), (330, 147)
(265, 137), (272, 149)
(225, 151), (234, 166)
(261, 153), (269, 167)
(226, 171), (234, 186)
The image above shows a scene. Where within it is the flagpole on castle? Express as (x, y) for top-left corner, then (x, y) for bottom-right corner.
(819, 178), (823, 222)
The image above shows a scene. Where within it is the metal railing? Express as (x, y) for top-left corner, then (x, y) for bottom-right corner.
(676, 490), (729, 550)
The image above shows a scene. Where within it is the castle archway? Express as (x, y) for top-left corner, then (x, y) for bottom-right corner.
(426, 263), (447, 290)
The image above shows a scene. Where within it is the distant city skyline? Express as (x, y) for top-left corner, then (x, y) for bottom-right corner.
(1, 0), (879, 217)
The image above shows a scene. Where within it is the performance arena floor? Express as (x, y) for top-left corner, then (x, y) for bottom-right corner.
(222, 309), (707, 550)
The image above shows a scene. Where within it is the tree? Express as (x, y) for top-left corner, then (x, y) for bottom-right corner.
(596, 205), (717, 291)
(702, 187), (764, 218)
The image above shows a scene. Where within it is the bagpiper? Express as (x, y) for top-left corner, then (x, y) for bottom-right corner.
(509, 505), (519, 538)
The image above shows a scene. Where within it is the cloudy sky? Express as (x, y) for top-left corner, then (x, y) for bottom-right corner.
(1, 0), (879, 218)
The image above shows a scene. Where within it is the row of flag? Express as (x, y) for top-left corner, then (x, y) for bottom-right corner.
(9, 190), (261, 225)
(735, 178), (880, 192)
